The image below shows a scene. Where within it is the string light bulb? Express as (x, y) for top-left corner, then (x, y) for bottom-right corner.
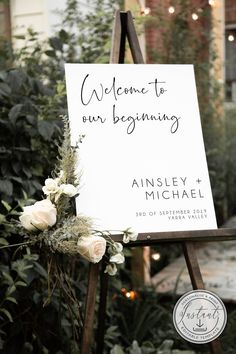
(228, 34), (235, 42)
(125, 290), (137, 300)
(141, 7), (151, 16)
(208, 0), (215, 5)
(152, 252), (161, 261)
(121, 288), (137, 300)
(168, 6), (175, 14)
(192, 13), (199, 21)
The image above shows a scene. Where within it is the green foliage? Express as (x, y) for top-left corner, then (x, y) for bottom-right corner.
(221, 307), (236, 353)
(0, 246), (89, 353)
(104, 288), (175, 350)
(105, 288), (236, 354)
(0, 0), (123, 209)
(0, 66), (64, 207)
(103, 287), (212, 354)
(0, 0), (122, 352)
(53, 0), (123, 64)
(110, 340), (196, 354)
(77, 0), (120, 63)
(0, 27), (69, 212)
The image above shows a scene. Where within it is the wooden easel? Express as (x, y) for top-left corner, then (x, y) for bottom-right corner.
(81, 10), (236, 354)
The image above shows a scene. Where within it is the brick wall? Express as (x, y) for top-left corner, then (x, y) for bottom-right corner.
(145, 0), (210, 63)
(225, 0), (236, 24)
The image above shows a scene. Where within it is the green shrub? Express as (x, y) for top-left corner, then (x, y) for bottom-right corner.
(0, 66), (64, 206)
(0, 0), (121, 352)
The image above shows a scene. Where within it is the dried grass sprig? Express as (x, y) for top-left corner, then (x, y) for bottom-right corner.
(55, 115), (79, 186)
(42, 215), (92, 255)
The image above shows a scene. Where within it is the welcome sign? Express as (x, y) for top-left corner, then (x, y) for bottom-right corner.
(65, 64), (217, 233)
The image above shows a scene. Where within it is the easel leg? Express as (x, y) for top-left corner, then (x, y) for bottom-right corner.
(183, 242), (222, 354)
(96, 260), (109, 354)
(81, 263), (100, 354)
(182, 241), (204, 289)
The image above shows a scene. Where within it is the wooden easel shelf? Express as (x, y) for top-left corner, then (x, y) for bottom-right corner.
(112, 228), (236, 244)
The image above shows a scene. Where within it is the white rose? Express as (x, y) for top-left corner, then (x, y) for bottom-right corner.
(42, 178), (59, 195)
(60, 184), (77, 197)
(20, 199), (57, 232)
(110, 253), (125, 264)
(77, 236), (106, 263)
(104, 263), (117, 276)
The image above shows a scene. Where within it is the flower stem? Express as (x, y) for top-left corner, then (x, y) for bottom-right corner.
(0, 241), (32, 250)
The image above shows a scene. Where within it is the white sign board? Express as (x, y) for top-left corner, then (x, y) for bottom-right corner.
(65, 64), (217, 233)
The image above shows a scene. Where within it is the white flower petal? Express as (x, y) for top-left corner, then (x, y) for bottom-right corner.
(104, 263), (117, 276)
(60, 184), (77, 197)
(122, 229), (138, 243)
(123, 234), (130, 244)
(129, 232), (138, 242)
(110, 253), (125, 264)
(42, 178), (60, 195)
(19, 214), (37, 231)
(114, 242), (123, 253)
(108, 242), (123, 255)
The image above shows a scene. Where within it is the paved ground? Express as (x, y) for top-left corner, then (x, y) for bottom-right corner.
(151, 218), (236, 302)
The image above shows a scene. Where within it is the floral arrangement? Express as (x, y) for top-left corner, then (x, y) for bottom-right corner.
(19, 117), (137, 276)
